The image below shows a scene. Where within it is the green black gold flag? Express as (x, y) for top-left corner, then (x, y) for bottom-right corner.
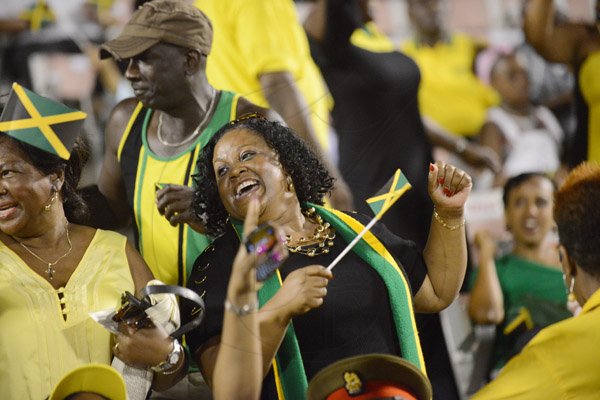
(366, 169), (412, 219)
(0, 82), (86, 160)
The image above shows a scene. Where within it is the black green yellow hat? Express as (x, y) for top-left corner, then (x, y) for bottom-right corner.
(0, 82), (86, 160)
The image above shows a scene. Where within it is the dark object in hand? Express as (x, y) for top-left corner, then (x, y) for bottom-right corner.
(245, 223), (286, 282)
(112, 291), (155, 329)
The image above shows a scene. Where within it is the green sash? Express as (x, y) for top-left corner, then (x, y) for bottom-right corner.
(232, 203), (425, 400)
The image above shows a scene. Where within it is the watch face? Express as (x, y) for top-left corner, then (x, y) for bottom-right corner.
(168, 342), (182, 365)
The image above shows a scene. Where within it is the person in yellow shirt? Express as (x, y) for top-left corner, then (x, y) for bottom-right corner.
(401, 0), (499, 138)
(194, 0), (353, 210)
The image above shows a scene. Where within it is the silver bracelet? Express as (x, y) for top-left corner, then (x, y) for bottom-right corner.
(224, 299), (258, 316)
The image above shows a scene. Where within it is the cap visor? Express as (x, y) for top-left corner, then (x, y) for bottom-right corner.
(100, 36), (159, 60)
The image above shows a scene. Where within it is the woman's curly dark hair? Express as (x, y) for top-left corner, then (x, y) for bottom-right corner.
(193, 117), (335, 237)
(1, 134), (90, 223)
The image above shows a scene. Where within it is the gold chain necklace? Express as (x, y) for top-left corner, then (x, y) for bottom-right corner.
(157, 88), (216, 147)
(14, 222), (72, 280)
(285, 208), (335, 257)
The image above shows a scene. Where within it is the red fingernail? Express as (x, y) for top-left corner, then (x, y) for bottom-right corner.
(429, 163), (434, 172)
(443, 187), (451, 196)
(438, 177), (445, 185)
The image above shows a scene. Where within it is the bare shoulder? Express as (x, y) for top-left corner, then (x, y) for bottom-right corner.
(235, 97), (283, 123)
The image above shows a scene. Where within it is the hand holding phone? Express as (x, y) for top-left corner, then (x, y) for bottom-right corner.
(245, 223), (288, 281)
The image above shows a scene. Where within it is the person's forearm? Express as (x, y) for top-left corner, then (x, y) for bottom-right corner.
(523, 0), (554, 53)
(468, 255), (505, 324)
(260, 72), (323, 155)
(422, 209), (468, 310)
(213, 292), (262, 400)
(256, 299), (293, 378)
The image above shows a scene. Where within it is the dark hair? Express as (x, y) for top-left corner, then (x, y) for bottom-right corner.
(192, 118), (334, 237)
(554, 162), (600, 278)
(1, 134), (90, 223)
(502, 172), (556, 208)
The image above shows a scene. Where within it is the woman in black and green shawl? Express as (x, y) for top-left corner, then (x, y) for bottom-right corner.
(181, 115), (472, 400)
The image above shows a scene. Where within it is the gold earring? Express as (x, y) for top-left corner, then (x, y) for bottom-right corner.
(568, 277), (576, 303)
(286, 176), (295, 192)
(44, 192), (58, 212)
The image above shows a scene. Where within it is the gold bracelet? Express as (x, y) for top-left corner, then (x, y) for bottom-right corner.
(224, 299), (258, 316)
(433, 209), (465, 231)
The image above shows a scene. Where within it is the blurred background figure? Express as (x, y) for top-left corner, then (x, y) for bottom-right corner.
(472, 162), (600, 399)
(468, 173), (569, 379)
(477, 50), (564, 188)
(402, 0), (499, 144)
(194, 0), (354, 210)
(524, 0), (600, 167)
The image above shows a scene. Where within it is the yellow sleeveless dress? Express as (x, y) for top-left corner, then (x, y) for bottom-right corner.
(0, 230), (134, 400)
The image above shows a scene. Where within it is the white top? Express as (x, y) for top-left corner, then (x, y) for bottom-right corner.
(487, 105), (563, 178)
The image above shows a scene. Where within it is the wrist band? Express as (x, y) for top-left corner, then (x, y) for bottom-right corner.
(433, 209), (465, 231)
(224, 299), (258, 316)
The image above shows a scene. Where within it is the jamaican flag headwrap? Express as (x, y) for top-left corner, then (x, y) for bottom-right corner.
(0, 82), (86, 159)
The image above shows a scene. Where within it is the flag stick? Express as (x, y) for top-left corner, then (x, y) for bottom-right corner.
(326, 216), (379, 271)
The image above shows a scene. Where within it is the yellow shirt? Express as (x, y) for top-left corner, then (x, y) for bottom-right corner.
(0, 230), (134, 400)
(472, 288), (600, 399)
(350, 21), (395, 53)
(402, 34), (499, 137)
(580, 50), (600, 162)
(195, 0), (332, 149)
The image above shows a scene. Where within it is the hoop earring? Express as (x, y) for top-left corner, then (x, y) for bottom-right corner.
(44, 191), (58, 212)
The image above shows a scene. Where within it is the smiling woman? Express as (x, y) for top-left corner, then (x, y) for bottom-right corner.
(468, 172), (570, 376)
(182, 116), (473, 399)
(0, 86), (157, 399)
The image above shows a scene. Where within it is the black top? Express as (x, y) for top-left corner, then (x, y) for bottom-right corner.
(308, 0), (434, 248)
(182, 212), (427, 399)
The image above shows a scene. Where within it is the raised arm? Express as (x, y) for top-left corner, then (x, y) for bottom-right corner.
(424, 116), (501, 174)
(523, 0), (589, 64)
(468, 231), (505, 324)
(212, 198), (264, 400)
(414, 161), (472, 312)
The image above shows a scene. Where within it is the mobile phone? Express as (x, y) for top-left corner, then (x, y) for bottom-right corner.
(245, 223), (286, 282)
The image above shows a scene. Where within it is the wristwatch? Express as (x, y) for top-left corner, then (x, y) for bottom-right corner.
(151, 338), (183, 374)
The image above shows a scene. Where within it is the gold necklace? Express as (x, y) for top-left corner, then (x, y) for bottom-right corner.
(285, 208), (335, 257)
(157, 88), (217, 147)
(14, 222), (72, 280)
